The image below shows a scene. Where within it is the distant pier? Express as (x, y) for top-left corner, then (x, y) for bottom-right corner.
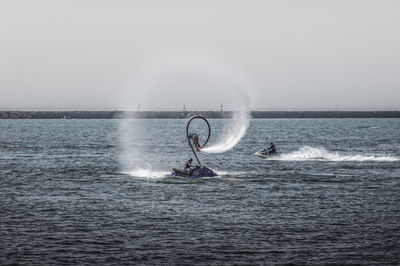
(1, 111), (400, 119)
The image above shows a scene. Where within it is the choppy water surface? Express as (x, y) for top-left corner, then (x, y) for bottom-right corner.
(1, 118), (400, 265)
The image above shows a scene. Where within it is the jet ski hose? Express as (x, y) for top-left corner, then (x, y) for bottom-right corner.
(186, 115), (211, 167)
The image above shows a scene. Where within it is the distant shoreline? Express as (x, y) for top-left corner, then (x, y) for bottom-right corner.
(1, 111), (400, 119)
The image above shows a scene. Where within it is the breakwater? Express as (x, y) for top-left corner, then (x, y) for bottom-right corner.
(1, 111), (400, 119)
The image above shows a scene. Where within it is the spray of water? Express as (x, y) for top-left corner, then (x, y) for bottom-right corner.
(275, 146), (399, 162)
(123, 167), (169, 179)
(118, 116), (137, 171)
(200, 88), (251, 154)
(118, 53), (254, 176)
(201, 110), (250, 154)
(118, 116), (170, 178)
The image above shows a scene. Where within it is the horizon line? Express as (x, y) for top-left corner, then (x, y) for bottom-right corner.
(1, 109), (400, 112)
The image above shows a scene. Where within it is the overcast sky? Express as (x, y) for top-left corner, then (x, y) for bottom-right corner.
(0, 0), (399, 111)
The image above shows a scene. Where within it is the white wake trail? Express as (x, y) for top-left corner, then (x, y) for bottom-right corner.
(276, 146), (399, 162)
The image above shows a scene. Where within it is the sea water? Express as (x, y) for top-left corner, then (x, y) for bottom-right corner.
(1, 118), (399, 264)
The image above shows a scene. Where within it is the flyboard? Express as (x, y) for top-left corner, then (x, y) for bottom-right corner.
(170, 115), (218, 178)
(254, 148), (279, 159)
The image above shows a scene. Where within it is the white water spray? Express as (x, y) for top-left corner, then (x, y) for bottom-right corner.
(201, 110), (250, 154)
(118, 53), (254, 176)
(123, 168), (169, 179)
(275, 146), (399, 162)
(201, 89), (251, 154)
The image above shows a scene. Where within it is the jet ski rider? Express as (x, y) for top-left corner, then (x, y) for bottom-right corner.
(267, 142), (276, 155)
(184, 158), (197, 175)
(185, 158), (193, 171)
(188, 132), (201, 151)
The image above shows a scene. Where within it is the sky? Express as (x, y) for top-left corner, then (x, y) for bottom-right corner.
(0, 0), (399, 111)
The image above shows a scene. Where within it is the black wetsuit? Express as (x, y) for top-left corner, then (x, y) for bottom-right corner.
(267, 143), (276, 154)
(184, 160), (194, 175)
(185, 161), (192, 170)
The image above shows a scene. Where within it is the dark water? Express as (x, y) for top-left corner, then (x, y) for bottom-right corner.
(1, 118), (400, 265)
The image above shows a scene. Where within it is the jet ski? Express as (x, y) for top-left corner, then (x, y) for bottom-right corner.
(170, 166), (218, 178)
(254, 148), (279, 159)
(170, 115), (218, 178)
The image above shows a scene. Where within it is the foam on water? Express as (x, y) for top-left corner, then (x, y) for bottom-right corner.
(123, 168), (170, 179)
(275, 146), (399, 162)
(124, 169), (249, 179)
(216, 170), (257, 177)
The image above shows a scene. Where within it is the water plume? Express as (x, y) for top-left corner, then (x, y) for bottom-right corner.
(201, 110), (250, 154)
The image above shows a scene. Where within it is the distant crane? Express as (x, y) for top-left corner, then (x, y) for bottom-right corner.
(183, 104), (186, 111)
(220, 102), (223, 112)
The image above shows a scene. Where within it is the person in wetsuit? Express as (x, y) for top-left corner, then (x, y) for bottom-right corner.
(188, 132), (201, 151)
(267, 142), (276, 155)
(184, 158), (193, 171)
(184, 158), (196, 175)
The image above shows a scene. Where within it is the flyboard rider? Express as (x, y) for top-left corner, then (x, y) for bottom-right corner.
(188, 132), (201, 151)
